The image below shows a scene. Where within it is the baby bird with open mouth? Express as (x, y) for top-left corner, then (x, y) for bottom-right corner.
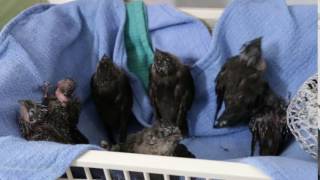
(18, 78), (88, 144)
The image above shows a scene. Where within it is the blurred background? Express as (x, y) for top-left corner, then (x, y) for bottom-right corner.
(0, 0), (317, 29)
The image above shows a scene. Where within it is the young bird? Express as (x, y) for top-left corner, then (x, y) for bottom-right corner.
(214, 37), (292, 155)
(103, 122), (195, 158)
(91, 55), (134, 144)
(18, 79), (88, 144)
(149, 49), (195, 136)
(18, 100), (54, 141)
(18, 100), (82, 144)
(214, 37), (267, 128)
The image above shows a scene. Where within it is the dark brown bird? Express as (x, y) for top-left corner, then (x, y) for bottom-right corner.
(18, 79), (88, 144)
(103, 122), (195, 158)
(214, 37), (292, 155)
(149, 49), (195, 137)
(91, 55), (134, 144)
(18, 99), (86, 144)
(214, 37), (267, 128)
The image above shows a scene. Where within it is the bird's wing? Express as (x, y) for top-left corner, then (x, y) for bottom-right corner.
(66, 99), (81, 126)
(148, 65), (162, 120)
(148, 65), (156, 106)
(175, 66), (195, 136)
(90, 74), (98, 100)
(214, 64), (227, 121)
(182, 66), (195, 109)
(32, 124), (71, 143)
(116, 73), (132, 109)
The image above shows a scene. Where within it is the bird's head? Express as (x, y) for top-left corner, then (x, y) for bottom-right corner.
(240, 37), (266, 72)
(95, 55), (121, 83)
(55, 78), (76, 105)
(18, 100), (47, 124)
(56, 78), (76, 98)
(153, 49), (179, 76)
(214, 77), (268, 128)
(155, 125), (183, 150)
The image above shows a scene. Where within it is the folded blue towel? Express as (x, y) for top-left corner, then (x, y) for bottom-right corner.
(0, 0), (316, 179)
(0, 136), (99, 180)
(237, 156), (317, 180)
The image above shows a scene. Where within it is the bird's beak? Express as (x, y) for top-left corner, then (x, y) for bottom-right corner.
(99, 55), (113, 67)
(154, 48), (163, 54)
(241, 36), (263, 53)
(213, 110), (228, 128)
(213, 111), (237, 128)
(213, 118), (228, 128)
(251, 37), (262, 47)
(102, 54), (109, 60)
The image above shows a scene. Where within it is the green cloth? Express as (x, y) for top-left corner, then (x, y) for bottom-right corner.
(0, 0), (46, 29)
(125, 1), (154, 90)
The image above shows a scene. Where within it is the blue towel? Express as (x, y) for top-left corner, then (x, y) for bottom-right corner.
(0, 0), (316, 179)
(183, 138), (317, 180)
(237, 156), (317, 180)
(0, 136), (99, 180)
